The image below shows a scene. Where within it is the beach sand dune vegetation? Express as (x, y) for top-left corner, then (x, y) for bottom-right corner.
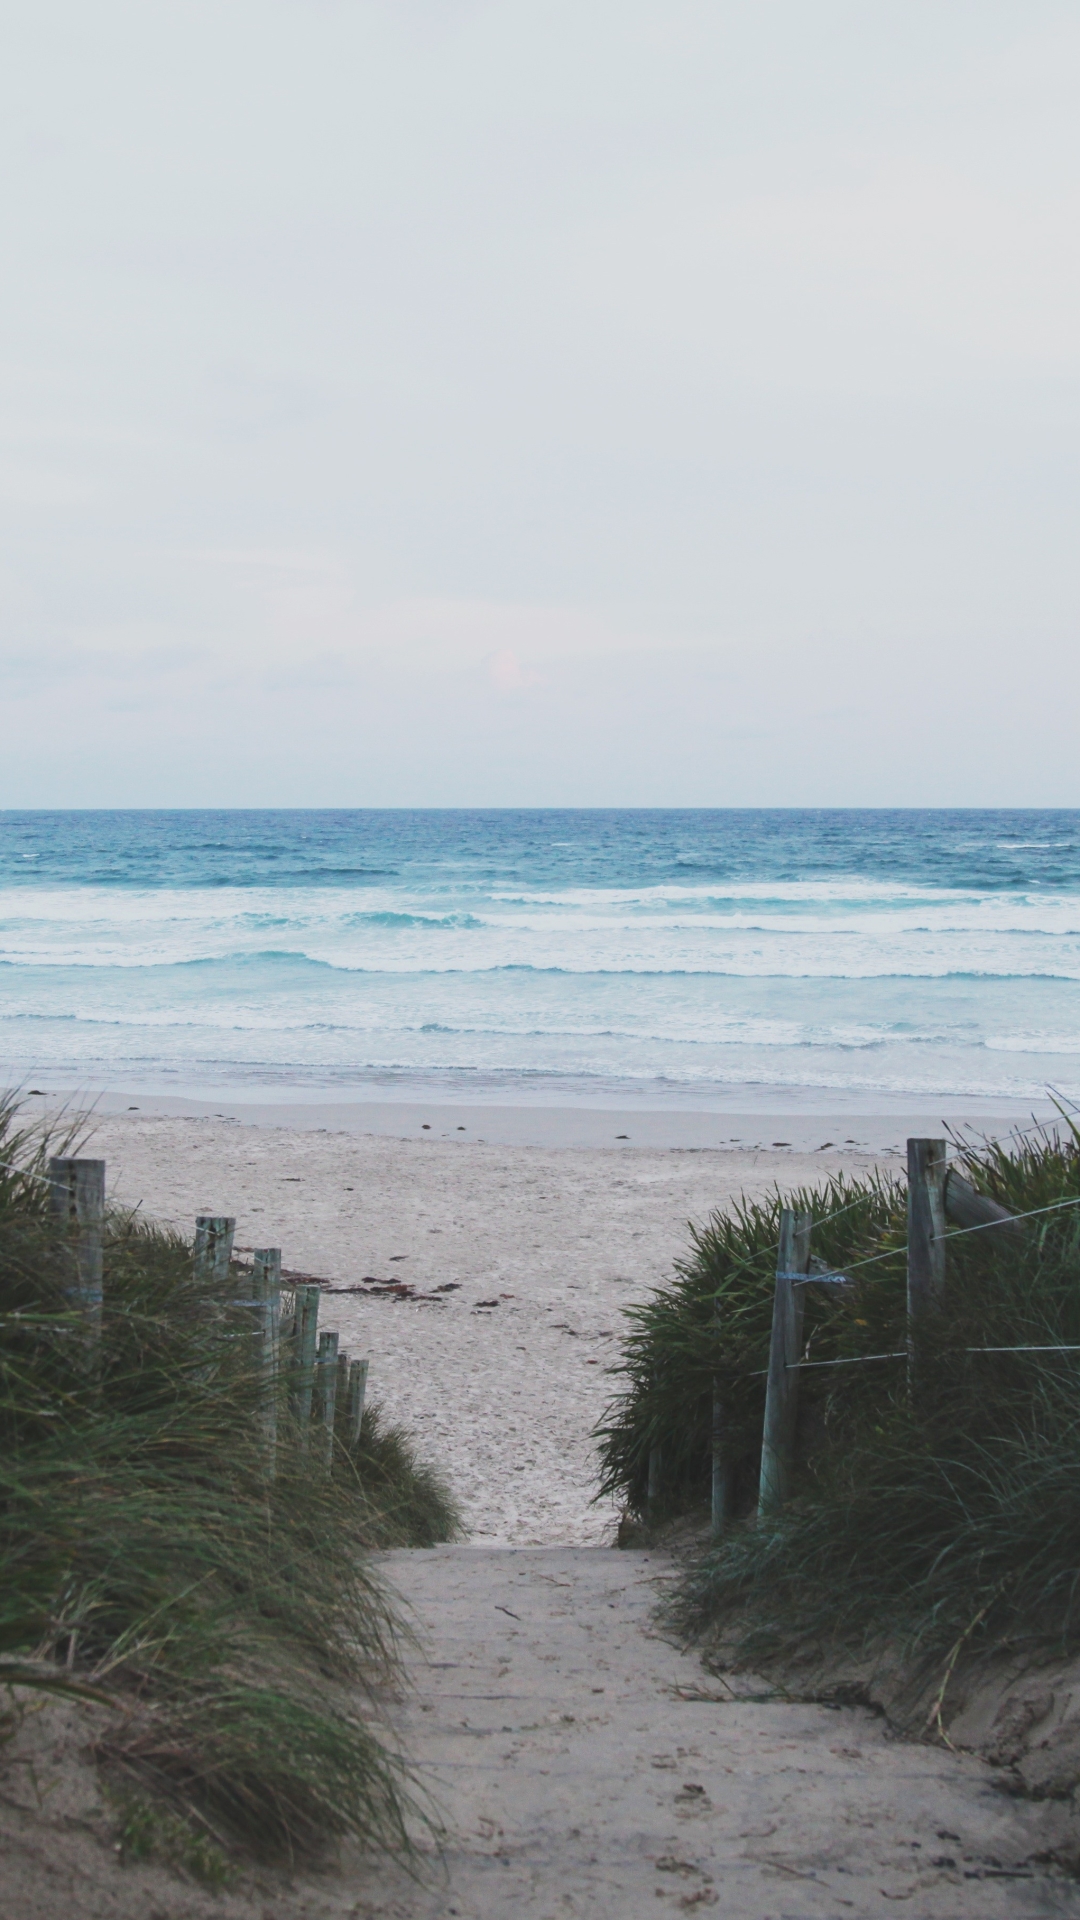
(0, 1095), (458, 1871)
(598, 1120), (1080, 1677)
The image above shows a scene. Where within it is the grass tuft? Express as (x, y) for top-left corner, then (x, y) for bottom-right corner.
(598, 1116), (1080, 1667)
(0, 1092), (456, 1863)
(347, 1402), (462, 1548)
(595, 1165), (904, 1524)
(112, 1791), (237, 1886)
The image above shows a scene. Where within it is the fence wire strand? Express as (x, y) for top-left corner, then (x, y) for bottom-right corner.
(935, 1193), (1080, 1242)
(0, 1157), (56, 1188)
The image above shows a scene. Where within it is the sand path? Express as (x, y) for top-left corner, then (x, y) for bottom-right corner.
(5, 1546), (1077, 1919)
(357, 1545), (1076, 1918)
(4, 1543), (1068, 1920)
(44, 1110), (1076, 1916)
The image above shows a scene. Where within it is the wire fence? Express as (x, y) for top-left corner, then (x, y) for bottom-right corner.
(774, 1191), (1080, 1294)
(720, 1095), (1080, 1291)
(937, 1194), (1080, 1241)
(748, 1140), (1080, 1523)
(0, 1157), (56, 1187)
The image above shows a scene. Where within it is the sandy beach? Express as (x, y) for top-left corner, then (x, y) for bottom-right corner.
(59, 1090), (1053, 1546)
(8, 1091), (1080, 1917)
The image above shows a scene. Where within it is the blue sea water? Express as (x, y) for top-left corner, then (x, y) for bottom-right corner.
(1, 809), (1080, 1107)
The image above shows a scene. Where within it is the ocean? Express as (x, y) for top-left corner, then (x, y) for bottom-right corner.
(1, 809), (1079, 1110)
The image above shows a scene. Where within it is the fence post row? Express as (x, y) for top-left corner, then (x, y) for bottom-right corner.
(34, 1155), (373, 1473)
(235, 1267), (370, 1480)
(758, 1208), (813, 1517)
(190, 1218), (371, 1478)
(48, 1157), (106, 1347)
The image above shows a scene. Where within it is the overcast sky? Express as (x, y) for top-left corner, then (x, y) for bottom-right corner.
(2, 1), (1078, 808)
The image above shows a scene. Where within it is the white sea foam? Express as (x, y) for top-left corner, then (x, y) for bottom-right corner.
(985, 1033), (1080, 1055)
(3, 810), (1080, 1102)
(3, 881), (1080, 979)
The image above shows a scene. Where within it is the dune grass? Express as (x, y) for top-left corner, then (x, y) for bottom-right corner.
(351, 1401), (462, 1548)
(597, 1119), (1080, 1668)
(595, 1163), (905, 1524)
(0, 1094), (457, 1862)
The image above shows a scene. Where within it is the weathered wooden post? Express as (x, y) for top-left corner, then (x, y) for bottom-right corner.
(290, 1284), (320, 1432)
(711, 1379), (734, 1536)
(907, 1138), (947, 1392)
(252, 1248), (281, 1472)
(315, 1328), (339, 1474)
(194, 1215), (235, 1286)
(48, 1157), (105, 1345)
(346, 1356), (369, 1448)
(758, 1209), (812, 1517)
(907, 1140), (948, 1328)
(907, 1143), (1024, 1385)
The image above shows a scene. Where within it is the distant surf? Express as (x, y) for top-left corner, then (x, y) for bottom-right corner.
(1, 808), (1079, 1105)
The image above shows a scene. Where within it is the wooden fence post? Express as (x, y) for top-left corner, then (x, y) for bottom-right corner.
(907, 1139), (948, 1327)
(48, 1157), (105, 1344)
(711, 1379), (734, 1536)
(335, 1348), (350, 1445)
(758, 1208), (812, 1517)
(315, 1329), (339, 1474)
(194, 1215), (235, 1286)
(290, 1284), (320, 1432)
(346, 1357), (369, 1448)
(252, 1248), (281, 1472)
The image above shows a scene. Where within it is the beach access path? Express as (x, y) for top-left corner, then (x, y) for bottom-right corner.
(355, 1544), (1077, 1918)
(45, 1103), (1074, 1919)
(87, 1106), (895, 1545)
(9, 1542), (1076, 1920)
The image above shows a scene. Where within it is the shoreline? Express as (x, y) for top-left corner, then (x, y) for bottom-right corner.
(18, 1082), (1065, 1156)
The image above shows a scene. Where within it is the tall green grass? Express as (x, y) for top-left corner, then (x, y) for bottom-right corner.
(598, 1121), (1080, 1665)
(596, 1165), (905, 1522)
(0, 1095), (457, 1860)
(351, 1401), (463, 1548)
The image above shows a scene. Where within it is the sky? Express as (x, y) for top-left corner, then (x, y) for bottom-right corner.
(2, 0), (1079, 809)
